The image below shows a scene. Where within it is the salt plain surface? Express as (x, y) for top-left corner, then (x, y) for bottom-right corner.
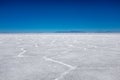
(0, 33), (120, 80)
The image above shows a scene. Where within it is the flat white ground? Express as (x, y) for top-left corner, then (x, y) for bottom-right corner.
(0, 33), (120, 80)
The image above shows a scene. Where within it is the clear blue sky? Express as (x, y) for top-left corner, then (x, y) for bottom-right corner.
(0, 0), (120, 32)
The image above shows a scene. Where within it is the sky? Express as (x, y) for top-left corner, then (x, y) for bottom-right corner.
(0, 0), (120, 32)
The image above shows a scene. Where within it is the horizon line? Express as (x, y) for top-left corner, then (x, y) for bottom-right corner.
(0, 31), (120, 34)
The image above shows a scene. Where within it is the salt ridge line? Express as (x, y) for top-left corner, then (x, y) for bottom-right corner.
(17, 48), (26, 57)
(43, 56), (75, 69)
(43, 56), (76, 80)
(55, 67), (76, 80)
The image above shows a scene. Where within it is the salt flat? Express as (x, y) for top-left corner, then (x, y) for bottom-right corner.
(0, 33), (120, 80)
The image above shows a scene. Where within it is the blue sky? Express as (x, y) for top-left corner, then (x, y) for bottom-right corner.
(0, 0), (120, 32)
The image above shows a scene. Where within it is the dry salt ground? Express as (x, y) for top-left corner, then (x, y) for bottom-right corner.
(0, 33), (120, 80)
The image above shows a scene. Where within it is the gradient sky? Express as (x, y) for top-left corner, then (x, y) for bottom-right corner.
(0, 0), (120, 32)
